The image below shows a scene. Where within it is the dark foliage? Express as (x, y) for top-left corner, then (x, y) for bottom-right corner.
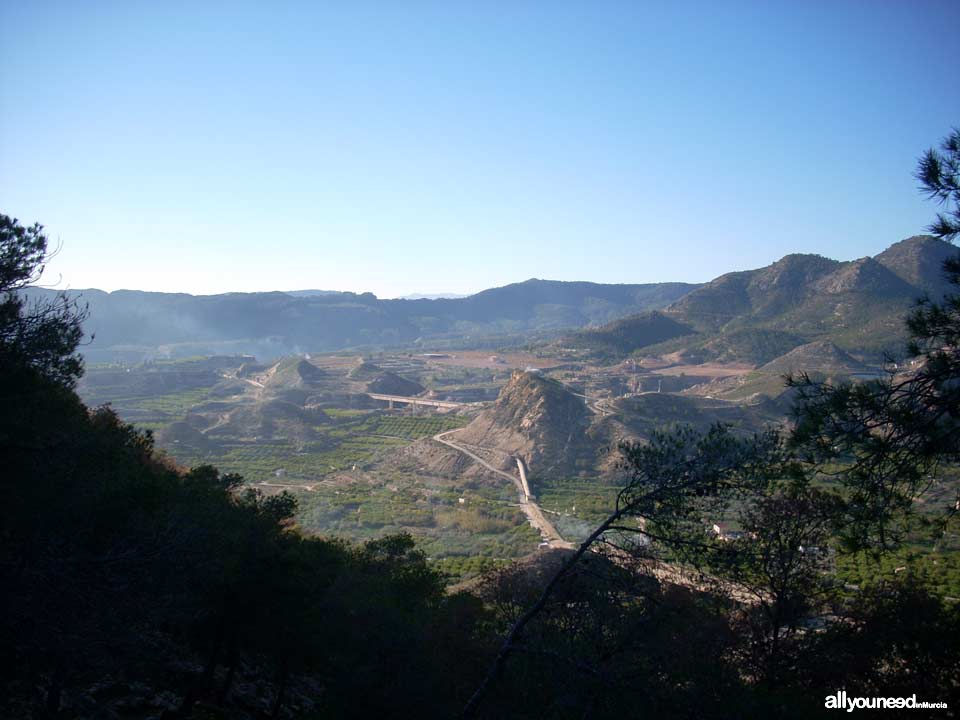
(0, 364), (481, 718)
(916, 127), (960, 242)
(787, 130), (960, 550)
(0, 214), (86, 387)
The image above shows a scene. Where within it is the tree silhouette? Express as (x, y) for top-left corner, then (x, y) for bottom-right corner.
(0, 213), (86, 386)
(916, 127), (960, 241)
(789, 127), (960, 549)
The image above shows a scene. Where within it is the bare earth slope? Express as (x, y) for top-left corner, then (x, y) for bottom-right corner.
(455, 370), (593, 476)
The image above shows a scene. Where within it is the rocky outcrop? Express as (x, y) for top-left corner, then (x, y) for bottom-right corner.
(455, 370), (592, 475)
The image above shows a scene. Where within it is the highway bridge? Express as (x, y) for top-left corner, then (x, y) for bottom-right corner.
(367, 393), (465, 410)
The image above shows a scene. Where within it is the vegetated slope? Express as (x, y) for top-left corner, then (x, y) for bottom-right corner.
(709, 340), (875, 405)
(759, 340), (868, 375)
(562, 311), (694, 356)
(569, 236), (958, 363)
(404, 278), (698, 327)
(347, 360), (386, 380)
(27, 279), (699, 362)
(605, 392), (782, 441)
(78, 356), (228, 401)
(455, 370), (595, 476)
(676, 328), (807, 365)
(670, 253), (846, 330)
(264, 357), (326, 390)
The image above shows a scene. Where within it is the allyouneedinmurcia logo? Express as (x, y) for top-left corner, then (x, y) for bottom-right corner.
(825, 690), (948, 712)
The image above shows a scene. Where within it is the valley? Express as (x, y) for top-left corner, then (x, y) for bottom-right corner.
(8, 10), (960, 714)
(75, 235), (960, 590)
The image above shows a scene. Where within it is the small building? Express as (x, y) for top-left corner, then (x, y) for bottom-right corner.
(710, 522), (746, 541)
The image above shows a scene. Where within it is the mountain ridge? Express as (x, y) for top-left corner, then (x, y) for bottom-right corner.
(564, 235), (958, 362)
(27, 278), (699, 362)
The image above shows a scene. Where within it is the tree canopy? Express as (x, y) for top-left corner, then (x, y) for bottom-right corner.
(0, 214), (86, 386)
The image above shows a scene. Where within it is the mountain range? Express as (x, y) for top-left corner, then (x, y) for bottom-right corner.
(564, 235), (958, 363)
(27, 235), (958, 364)
(27, 279), (697, 362)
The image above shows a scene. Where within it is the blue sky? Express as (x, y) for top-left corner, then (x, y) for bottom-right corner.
(1, 1), (958, 297)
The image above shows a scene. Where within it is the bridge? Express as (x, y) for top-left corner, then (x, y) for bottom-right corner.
(367, 393), (465, 410)
(515, 457), (534, 501)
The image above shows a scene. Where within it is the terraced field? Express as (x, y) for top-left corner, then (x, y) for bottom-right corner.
(78, 357), (539, 580)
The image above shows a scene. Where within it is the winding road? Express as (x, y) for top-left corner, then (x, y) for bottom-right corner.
(433, 430), (573, 549)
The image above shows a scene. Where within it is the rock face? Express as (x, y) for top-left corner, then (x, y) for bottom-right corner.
(456, 371), (592, 475)
(814, 257), (915, 297)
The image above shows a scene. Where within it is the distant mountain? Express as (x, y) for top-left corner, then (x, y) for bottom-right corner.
(26, 279), (698, 363)
(566, 236), (959, 362)
(284, 289), (344, 297)
(396, 293), (469, 300)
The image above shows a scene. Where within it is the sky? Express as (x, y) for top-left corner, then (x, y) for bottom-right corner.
(1, 1), (959, 298)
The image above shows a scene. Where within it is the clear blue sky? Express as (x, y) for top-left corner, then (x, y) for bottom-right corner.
(2, 1), (958, 298)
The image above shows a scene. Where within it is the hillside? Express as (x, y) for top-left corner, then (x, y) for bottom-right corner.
(568, 235), (958, 362)
(759, 340), (868, 375)
(562, 311), (694, 356)
(874, 234), (958, 295)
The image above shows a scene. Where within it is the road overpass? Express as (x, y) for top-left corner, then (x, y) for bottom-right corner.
(367, 393), (465, 410)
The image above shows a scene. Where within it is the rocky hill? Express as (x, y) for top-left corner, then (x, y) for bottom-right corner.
(455, 370), (595, 475)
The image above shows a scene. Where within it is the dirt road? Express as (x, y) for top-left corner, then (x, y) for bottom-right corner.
(433, 430), (573, 549)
